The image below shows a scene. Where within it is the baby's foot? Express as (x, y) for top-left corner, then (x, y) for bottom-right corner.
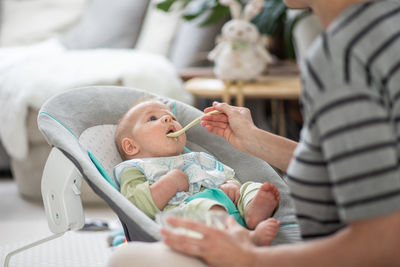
(245, 182), (280, 229)
(250, 218), (280, 246)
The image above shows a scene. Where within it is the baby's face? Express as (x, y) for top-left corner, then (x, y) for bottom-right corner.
(127, 101), (186, 158)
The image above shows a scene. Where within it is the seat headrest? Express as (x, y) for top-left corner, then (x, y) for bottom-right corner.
(79, 124), (122, 180)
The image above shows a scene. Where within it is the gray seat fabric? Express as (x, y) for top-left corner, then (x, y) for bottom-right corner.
(37, 86), (300, 244)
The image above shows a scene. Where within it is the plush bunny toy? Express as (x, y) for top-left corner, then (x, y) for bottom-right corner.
(208, 0), (274, 81)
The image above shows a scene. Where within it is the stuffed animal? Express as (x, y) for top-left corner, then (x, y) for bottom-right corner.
(208, 0), (274, 81)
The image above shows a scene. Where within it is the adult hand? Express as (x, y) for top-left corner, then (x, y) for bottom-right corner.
(201, 102), (257, 154)
(203, 101), (298, 172)
(161, 216), (257, 267)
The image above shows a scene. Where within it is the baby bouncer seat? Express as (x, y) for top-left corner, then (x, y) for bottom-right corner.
(37, 86), (301, 244)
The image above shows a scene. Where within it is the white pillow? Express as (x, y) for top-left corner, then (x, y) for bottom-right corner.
(135, 0), (182, 56)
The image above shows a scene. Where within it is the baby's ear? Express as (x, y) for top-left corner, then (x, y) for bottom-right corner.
(121, 137), (139, 157)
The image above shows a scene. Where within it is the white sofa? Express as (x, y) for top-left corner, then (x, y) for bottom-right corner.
(0, 0), (223, 202)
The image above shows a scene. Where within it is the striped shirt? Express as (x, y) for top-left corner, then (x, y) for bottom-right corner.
(287, 0), (400, 240)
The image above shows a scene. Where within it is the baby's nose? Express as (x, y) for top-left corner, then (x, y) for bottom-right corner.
(162, 115), (172, 123)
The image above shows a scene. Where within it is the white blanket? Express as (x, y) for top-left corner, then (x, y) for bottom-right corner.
(0, 39), (191, 160)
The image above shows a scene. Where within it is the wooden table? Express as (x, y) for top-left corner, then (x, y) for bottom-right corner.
(184, 67), (301, 137)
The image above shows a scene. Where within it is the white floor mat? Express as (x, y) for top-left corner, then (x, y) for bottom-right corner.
(0, 230), (112, 267)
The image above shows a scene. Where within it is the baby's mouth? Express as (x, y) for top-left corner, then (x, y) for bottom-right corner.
(166, 126), (176, 135)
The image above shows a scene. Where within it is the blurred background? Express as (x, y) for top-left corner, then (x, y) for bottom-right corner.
(0, 0), (322, 265)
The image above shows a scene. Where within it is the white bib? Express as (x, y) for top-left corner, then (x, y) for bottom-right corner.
(114, 152), (235, 204)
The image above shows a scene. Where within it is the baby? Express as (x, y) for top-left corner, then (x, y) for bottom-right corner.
(113, 99), (281, 246)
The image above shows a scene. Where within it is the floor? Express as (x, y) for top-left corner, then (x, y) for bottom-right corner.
(0, 177), (120, 267)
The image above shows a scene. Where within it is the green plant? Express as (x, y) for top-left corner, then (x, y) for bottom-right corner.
(156, 0), (310, 59)
(157, 0), (231, 27)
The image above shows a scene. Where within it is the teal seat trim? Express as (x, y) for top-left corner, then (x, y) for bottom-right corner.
(40, 111), (118, 190)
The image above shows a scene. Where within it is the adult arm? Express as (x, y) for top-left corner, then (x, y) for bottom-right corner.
(162, 210), (400, 267)
(202, 102), (297, 171)
(254, 210), (400, 267)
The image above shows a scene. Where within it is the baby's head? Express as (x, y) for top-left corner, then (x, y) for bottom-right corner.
(115, 99), (186, 160)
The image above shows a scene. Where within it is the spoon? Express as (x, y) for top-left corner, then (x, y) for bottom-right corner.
(166, 110), (220, 138)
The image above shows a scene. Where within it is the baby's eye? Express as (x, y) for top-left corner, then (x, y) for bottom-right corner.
(149, 116), (157, 121)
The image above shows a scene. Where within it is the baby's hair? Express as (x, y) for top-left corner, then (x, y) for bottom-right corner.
(114, 96), (170, 160)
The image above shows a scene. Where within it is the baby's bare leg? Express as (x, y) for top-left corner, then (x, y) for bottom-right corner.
(244, 182), (280, 229)
(250, 218), (280, 246)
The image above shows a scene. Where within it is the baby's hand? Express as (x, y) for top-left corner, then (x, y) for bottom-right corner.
(168, 169), (189, 192)
(219, 180), (241, 205)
